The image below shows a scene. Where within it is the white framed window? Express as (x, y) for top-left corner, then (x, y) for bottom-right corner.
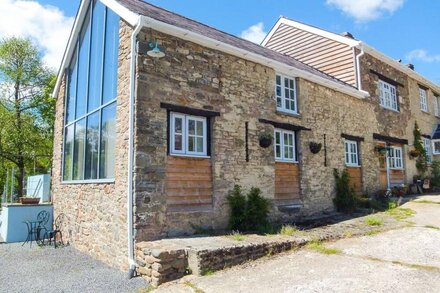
(433, 140), (440, 155)
(420, 88), (428, 112)
(434, 95), (439, 117)
(274, 129), (296, 162)
(378, 80), (398, 111)
(344, 140), (359, 166)
(276, 74), (297, 114)
(423, 137), (432, 163)
(170, 113), (207, 157)
(389, 146), (403, 169)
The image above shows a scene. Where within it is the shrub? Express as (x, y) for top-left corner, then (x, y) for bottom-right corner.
(245, 187), (270, 231)
(431, 161), (440, 187)
(333, 169), (357, 213)
(227, 185), (247, 231)
(227, 185), (270, 232)
(414, 121), (428, 174)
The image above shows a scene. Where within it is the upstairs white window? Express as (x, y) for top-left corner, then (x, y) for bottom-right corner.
(344, 140), (359, 166)
(423, 137), (432, 163)
(389, 146), (403, 169)
(433, 140), (440, 155)
(170, 113), (207, 157)
(420, 88), (428, 112)
(378, 80), (398, 111)
(276, 74), (297, 114)
(274, 129), (296, 162)
(434, 95), (440, 117)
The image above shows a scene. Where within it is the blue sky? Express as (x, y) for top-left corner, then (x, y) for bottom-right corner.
(6, 0), (439, 84)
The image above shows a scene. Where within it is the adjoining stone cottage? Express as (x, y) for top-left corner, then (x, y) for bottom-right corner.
(51, 0), (440, 274)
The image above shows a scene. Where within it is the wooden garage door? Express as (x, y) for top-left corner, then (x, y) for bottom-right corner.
(165, 156), (213, 210)
(275, 162), (300, 201)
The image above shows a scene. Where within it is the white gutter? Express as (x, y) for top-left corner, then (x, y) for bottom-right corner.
(127, 17), (143, 278)
(139, 16), (369, 100)
(355, 45), (365, 91)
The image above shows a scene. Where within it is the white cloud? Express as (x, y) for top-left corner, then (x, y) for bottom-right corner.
(406, 49), (440, 63)
(240, 22), (267, 44)
(0, 0), (74, 70)
(326, 0), (405, 22)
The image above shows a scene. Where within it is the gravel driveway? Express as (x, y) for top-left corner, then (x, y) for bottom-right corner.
(0, 243), (147, 293)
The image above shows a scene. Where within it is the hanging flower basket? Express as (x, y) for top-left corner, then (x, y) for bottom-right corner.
(259, 132), (273, 148)
(309, 142), (322, 154)
(408, 149), (421, 159)
(374, 146), (389, 155)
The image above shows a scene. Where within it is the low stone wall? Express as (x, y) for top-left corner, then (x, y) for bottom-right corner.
(188, 240), (307, 276)
(136, 242), (187, 287)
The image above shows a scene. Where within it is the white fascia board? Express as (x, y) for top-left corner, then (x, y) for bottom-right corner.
(52, 0), (140, 97)
(140, 16), (369, 100)
(260, 17), (283, 46)
(360, 43), (440, 93)
(100, 0), (138, 26)
(262, 17), (360, 48)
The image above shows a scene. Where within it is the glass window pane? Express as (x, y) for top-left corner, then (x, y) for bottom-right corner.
(174, 134), (182, 151)
(188, 119), (195, 135)
(174, 117), (182, 134)
(275, 132), (281, 144)
(196, 137), (204, 153)
(99, 103), (116, 179)
(73, 119), (86, 180)
(63, 125), (74, 181)
(276, 75), (281, 86)
(196, 120), (203, 136)
(102, 7), (120, 104)
(76, 10), (91, 119)
(88, 1), (106, 112)
(66, 50), (77, 123)
(85, 111), (100, 180)
(188, 136), (195, 152)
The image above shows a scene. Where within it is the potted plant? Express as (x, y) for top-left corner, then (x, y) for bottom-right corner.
(259, 132), (273, 148)
(374, 145), (389, 155)
(408, 149), (420, 159)
(309, 142), (322, 154)
(19, 197), (41, 205)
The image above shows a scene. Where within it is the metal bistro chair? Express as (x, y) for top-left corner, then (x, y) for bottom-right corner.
(22, 210), (50, 247)
(44, 213), (65, 248)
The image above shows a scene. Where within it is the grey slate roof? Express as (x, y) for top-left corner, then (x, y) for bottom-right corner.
(116, 0), (355, 88)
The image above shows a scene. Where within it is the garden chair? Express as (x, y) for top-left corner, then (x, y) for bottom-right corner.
(22, 210), (50, 247)
(44, 213), (65, 248)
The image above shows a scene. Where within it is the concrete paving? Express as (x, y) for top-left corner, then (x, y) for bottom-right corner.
(154, 195), (440, 293)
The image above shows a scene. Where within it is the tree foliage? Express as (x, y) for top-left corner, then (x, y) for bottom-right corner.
(0, 37), (55, 199)
(413, 121), (428, 175)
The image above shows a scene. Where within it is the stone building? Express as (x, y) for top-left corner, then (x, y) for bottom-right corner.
(52, 0), (440, 275)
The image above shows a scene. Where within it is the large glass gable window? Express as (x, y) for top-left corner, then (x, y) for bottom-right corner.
(63, 0), (120, 182)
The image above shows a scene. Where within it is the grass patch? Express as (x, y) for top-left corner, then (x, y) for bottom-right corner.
(201, 269), (215, 276)
(306, 240), (341, 255)
(228, 231), (245, 241)
(137, 286), (156, 292)
(343, 230), (353, 238)
(184, 281), (205, 293)
(413, 200), (440, 205)
(424, 225), (440, 230)
(385, 208), (415, 221)
(279, 225), (299, 236)
(365, 217), (384, 226)
(366, 257), (440, 272)
(365, 229), (382, 236)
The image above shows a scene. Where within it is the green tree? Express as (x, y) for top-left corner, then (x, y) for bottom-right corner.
(0, 37), (55, 198)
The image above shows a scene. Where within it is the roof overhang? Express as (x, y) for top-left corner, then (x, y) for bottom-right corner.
(53, 0), (369, 100)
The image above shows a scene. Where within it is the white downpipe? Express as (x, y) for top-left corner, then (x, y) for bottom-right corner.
(127, 18), (143, 275)
(385, 148), (391, 191)
(356, 45), (365, 91)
